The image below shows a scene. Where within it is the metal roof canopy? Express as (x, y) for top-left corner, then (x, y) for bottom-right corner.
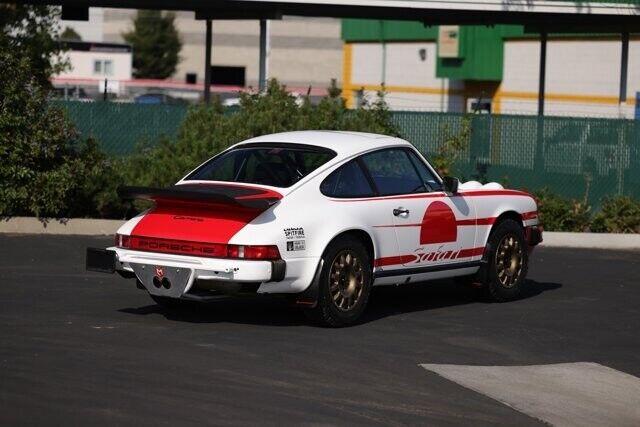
(31, 0), (640, 30)
(33, 0), (640, 114)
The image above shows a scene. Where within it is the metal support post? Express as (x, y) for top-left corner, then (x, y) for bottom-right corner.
(204, 19), (212, 104)
(259, 19), (270, 91)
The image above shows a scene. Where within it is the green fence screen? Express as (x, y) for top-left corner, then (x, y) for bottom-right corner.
(54, 101), (640, 207)
(52, 101), (188, 156)
(395, 112), (640, 208)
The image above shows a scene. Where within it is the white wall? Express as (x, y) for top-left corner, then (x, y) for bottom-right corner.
(501, 38), (637, 118)
(102, 10), (342, 88)
(59, 8), (104, 42)
(57, 50), (132, 81)
(349, 42), (464, 112)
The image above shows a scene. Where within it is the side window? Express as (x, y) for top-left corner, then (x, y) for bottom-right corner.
(360, 149), (425, 196)
(406, 150), (442, 191)
(320, 161), (375, 198)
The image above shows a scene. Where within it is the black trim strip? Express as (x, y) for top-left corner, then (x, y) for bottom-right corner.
(373, 261), (481, 279)
(269, 260), (286, 282)
(117, 185), (278, 209)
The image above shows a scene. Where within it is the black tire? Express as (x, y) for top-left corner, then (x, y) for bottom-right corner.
(305, 236), (373, 327)
(475, 219), (528, 302)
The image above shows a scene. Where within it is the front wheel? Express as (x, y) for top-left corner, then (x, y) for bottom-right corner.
(476, 219), (529, 302)
(305, 236), (372, 327)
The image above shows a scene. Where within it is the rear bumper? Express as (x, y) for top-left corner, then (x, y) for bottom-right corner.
(86, 247), (286, 298)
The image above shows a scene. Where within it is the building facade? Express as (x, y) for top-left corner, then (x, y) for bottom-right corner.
(61, 8), (342, 92)
(342, 20), (639, 118)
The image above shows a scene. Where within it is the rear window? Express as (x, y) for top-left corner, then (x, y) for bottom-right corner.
(185, 144), (336, 188)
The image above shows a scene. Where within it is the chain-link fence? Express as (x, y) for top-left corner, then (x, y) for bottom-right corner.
(52, 101), (189, 156)
(54, 101), (640, 207)
(394, 111), (640, 207)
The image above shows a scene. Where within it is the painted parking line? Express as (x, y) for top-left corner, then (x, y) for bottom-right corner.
(420, 362), (640, 427)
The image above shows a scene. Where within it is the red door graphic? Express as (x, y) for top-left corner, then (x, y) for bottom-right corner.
(391, 197), (476, 266)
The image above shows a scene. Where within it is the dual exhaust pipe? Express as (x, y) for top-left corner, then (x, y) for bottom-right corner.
(152, 276), (172, 289)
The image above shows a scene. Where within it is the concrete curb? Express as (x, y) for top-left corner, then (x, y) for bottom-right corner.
(0, 217), (125, 236)
(1, 217), (639, 250)
(541, 231), (640, 250)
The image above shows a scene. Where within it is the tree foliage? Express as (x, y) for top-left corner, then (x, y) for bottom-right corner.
(60, 26), (82, 41)
(431, 116), (472, 177)
(0, 51), (124, 218)
(122, 10), (182, 79)
(0, 4), (68, 86)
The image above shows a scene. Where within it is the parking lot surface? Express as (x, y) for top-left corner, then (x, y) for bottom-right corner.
(0, 235), (638, 426)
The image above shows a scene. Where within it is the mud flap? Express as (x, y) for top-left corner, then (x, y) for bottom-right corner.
(293, 259), (324, 308)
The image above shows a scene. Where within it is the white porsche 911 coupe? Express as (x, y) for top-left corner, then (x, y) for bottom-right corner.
(87, 131), (542, 326)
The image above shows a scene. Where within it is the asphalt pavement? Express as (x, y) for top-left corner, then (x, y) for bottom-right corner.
(0, 235), (639, 426)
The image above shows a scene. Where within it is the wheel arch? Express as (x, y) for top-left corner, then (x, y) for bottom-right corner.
(295, 228), (375, 308)
(323, 228), (375, 266)
(492, 210), (524, 231)
(485, 210), (524, 247)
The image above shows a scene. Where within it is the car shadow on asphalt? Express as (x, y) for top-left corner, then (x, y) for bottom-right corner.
(118, 279), (562, 327)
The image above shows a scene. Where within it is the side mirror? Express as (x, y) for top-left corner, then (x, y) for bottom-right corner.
(442, 176), (459, 194)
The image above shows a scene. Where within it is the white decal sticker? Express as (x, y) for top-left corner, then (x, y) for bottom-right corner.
(286, 240), (306, 251)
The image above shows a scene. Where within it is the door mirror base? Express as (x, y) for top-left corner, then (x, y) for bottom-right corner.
(442, 176), (459, 195)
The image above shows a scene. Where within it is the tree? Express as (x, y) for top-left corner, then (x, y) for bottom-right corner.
(0, 4), (69, 86)
(60, 26), (82, 41)
(122, 10), (182, 79)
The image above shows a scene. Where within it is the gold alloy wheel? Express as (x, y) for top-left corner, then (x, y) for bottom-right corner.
(495, 234), (524, 288)
(329, 250), (364, 311)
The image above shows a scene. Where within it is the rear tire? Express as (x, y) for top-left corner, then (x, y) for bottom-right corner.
(473, 219), (528, 302)
(304, 236), (372, 327)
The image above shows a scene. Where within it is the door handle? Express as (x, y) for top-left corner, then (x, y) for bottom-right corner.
(393, 208), (409, 216)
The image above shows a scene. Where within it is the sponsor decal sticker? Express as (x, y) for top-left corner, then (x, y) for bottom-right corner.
(286, 240), (306, 252)
(284, 227), (305, 240)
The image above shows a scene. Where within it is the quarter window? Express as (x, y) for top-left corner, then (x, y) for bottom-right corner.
(320, 160), (375, 198)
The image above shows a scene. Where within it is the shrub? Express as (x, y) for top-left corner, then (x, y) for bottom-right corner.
(124, 79), (401, 188)
(533, 188), (591, 232)
(0, 51), (126, 218)
(591, 196), (640, 233)
(430, 116), (472, 177)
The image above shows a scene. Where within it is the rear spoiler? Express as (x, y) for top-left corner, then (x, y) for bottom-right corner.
(117, 185), (280, 210)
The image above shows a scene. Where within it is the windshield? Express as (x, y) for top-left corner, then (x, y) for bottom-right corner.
(185, 144), (336, 188)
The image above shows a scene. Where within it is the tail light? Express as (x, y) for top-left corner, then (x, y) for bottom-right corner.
(228, 245), (281, 260)
(115, 234), (130, 248)
(115, 234), (280, 260)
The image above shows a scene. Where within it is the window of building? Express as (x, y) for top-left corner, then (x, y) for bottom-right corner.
(93, 59), (114, 76)
(103, 60), (113, 76)
(210, 66), (246, 86)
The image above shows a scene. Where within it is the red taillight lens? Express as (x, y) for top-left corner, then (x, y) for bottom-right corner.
(227, 245), (280, 260)
(243, 245), (281, 260)
(115, 234), (130, 248)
